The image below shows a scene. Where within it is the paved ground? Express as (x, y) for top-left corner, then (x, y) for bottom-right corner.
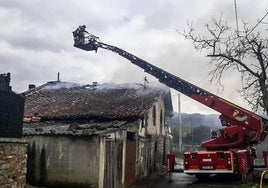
(26, 168), (268, 188)
(131, 172), (243, 188)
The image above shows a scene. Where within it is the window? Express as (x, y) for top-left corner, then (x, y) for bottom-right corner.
(160, 110), (163, 126)
(127, 131), (136, 141)
(153, 105), (156, 126)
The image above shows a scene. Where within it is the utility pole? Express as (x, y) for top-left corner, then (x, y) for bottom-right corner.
(57, 72), (60, 82)
(178, 94), (182, 154)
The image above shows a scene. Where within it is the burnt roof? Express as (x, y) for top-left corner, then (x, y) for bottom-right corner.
(23, 81), (173, 121)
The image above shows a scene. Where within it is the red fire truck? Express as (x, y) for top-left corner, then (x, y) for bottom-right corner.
(72, 26), (268, 179)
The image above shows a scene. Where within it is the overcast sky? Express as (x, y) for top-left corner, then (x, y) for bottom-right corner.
(1, 0), (267, 114)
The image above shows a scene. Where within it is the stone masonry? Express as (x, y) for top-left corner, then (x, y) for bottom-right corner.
(0, 139), (27, 188)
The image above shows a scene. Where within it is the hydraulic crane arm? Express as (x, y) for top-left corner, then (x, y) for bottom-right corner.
(72, 26), (268, 150)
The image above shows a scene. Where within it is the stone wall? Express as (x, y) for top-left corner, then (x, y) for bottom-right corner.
(0, 138), (28, 188)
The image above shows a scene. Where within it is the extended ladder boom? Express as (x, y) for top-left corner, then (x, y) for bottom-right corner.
(96, 41), (215, 98)
(72, 27), (268, 149)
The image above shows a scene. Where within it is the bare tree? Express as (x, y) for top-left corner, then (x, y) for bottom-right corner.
(179, 17), (268, 116)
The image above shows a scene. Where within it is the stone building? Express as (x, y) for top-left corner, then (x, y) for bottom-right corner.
(23, 81), (173, 188)
(0, 73), (27, 188)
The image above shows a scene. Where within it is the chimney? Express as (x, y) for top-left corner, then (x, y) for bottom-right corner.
(0, 72), (11, 90)
(92, 82), (98, 87)
(28, 84), (36, 90)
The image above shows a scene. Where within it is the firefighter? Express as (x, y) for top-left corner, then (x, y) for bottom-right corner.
(251, 147), (257, 158)
(73, 25), (88, 44)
